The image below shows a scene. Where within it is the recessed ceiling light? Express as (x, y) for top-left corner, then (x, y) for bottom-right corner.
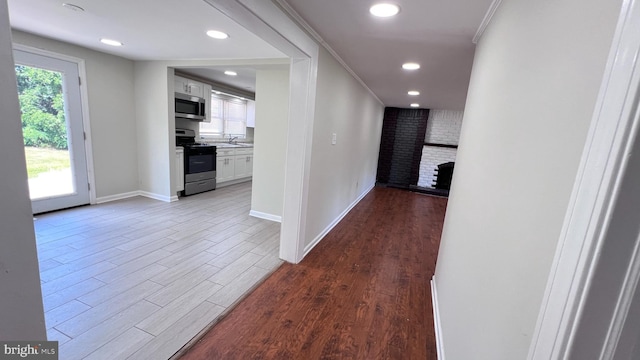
(402, 63), (420, 70)
(224, 71), (237, 76)
(370, 3), (400, 17)
(410, 103), (420, 108)
(408, 90), (420, 96)
(100, 38), (123, 47)
(62, 3), (84, 12)
(206, 30), (229, 39)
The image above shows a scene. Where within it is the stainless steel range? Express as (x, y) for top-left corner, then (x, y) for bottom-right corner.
(176, 129), (216, 196)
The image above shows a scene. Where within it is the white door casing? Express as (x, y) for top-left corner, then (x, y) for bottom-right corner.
(13, 47), (95, 214)
(203, 0), (319, 263)
(528, 0), (640, 358)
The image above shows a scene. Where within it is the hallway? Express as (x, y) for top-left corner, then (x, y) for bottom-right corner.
(180, 187), (447, 359)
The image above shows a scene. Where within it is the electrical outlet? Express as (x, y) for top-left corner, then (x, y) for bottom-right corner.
(331, 133), (337, 145)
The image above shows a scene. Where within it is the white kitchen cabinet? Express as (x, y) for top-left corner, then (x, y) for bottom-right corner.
(217, 148), (236, 183)
(216, 147), (254, 185)
(246, 100), (256, 128)
(175, 147), (184, 193)
(186, 79), (205, 98)
(174, 75), (205, 98)
(234, 148), (253, 179)
(234, 154), (253, 178)
(175, 75), (189, 95)
(203, 83), (212, 122)
(218, 157), (235, 182)
(234, 155), (249, 178)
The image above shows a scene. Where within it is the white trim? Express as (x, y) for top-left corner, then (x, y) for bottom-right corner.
(139, 191), (176, 203)
(602, 231), (640, 358)
(431, 277), (446, 360)
(76, 59), (96, 205)
(274, 0), (384, 106)
(249, 210), (282, 223)
(12, 43), (97, 204)
(528, 0), (640, 358)
(302, 183), (374, 257)
(472, 0), (503, 44)
(95, 191), (140, 204)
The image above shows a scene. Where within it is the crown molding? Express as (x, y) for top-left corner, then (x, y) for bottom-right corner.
(274, 0), (384, 106)
(473, 0), (503, 44)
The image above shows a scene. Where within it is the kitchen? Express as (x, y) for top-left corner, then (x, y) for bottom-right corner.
(173, 70), (257, 196)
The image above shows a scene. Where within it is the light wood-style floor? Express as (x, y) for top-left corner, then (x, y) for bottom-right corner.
(180, 186), (448, 359)
(34, 182), (282, 360)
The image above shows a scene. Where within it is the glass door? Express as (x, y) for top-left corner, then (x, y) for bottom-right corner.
(13, 49), (90, 213)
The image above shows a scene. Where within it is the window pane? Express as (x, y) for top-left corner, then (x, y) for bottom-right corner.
(226, 120), (246, 136)
(199, 93), (247, 138)
(226, 101), (246, 120)
(200, 97), (224, 136)
(225, 100), (247, 137)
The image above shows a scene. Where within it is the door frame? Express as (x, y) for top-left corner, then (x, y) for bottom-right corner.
(528, 0), (640, 357)
(204, 0), (319, 263)
(13, 43), (97, 206)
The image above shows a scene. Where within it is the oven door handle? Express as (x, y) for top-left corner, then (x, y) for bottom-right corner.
(191, 161), (206, 165)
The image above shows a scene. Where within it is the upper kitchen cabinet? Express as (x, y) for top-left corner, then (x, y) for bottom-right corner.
(175, 75), (205, 98)
(246, 100), (256, 128)
(204, 83), (212, 122)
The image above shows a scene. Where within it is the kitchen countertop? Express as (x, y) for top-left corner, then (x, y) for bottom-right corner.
(206, 142), (253, 148)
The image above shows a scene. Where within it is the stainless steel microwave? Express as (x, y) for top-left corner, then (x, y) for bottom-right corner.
(175, 92), (206, 121)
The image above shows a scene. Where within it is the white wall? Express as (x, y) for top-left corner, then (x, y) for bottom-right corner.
(425, 109), (463, 145)
(134, 62), (174, 199)
(433, 0), (622, 358)
(251, 67), (290, 218)
(304, 47), (384, 248)
(11, 31), (138, 200)
(0, 0), (46, 339)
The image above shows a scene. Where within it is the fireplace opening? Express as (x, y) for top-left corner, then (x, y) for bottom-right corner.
(433, 162), (455, 191)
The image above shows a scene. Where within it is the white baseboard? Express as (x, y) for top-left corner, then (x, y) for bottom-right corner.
(139, 191), (174, 203)
(431, 276), (446, 360)
(303, 183), (375, 257)
(95, 190), (178, 205)
(249, 210), (282, 223)
(95, 191), (140, 204)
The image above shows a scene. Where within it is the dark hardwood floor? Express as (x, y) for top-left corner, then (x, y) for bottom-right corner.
(179, 186), (447, 360)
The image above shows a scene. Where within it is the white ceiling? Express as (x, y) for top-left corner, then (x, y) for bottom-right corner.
(7, 0), (286, 61)
(7, 0), (493, 109)
(182, 67), (258, 93)
(282, 0), (493, 109)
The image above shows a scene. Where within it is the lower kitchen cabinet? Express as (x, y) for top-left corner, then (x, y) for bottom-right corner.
(175, 147), (184, 193)
(234, 147), (253, 178)
(217, 155), (236, 183)
(217, 147), (253, 185)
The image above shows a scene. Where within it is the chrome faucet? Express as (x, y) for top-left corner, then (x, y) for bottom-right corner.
(228, 136), (238, 144)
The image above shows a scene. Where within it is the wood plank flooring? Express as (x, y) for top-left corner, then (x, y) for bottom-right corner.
(34, 182), (282, 360)
(179, 186), (448, 360)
